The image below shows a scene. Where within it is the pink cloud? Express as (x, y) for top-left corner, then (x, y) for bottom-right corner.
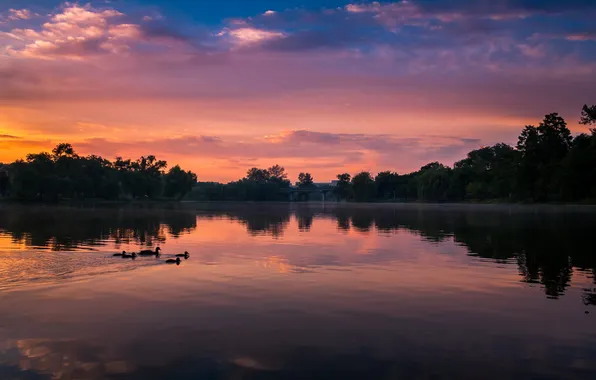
(566, 33), (596, 41)
(8, 9), (33, 21)
(220, 26), (286, 46)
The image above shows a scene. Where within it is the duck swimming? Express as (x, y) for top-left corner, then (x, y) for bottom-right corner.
(138, 247), (161, 256)
(175, 251), (190, 259)
(122, 252), (137, 259)
(113, 251), (127, 257)
(165, 257), (181, 265)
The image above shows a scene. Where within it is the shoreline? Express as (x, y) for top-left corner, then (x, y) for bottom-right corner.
(2, 198), (596, 212)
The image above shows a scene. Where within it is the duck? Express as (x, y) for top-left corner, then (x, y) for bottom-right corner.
(122, 252), (137, 259)
(175, 251), (190, 259)
(113, 251), (127, 257)
(165, 257), (181, 265)
(138, 247), (161, 256)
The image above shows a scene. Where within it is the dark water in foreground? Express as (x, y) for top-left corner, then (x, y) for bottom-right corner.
(0, 203), (595, 379)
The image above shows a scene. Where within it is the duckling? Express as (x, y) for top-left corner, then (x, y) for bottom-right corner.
(175, 251), (190, 259)
(122, 252), (137, 259)
(113, 251), (127, 257)
(138, 247), (161, 256)
(165, 257), (181, 265)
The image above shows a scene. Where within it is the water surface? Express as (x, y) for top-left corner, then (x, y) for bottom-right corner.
(1, 203), (595, 379)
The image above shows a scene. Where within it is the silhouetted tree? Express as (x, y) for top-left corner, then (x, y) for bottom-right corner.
(375, 171), (400, 200)
(6, 144), (196, 201)
(7, 104), (596, 204)
(52, 143), (76, 159)
(416, 162), (451, 201)
(246, 168), (270, 183)
(0, 165), (9, 197)
(452, 144), (519, 200)
(580, 104), (596, 128)
(298, 172), (314, 188)
(517, 113), (572, 201)
(165, 165), (198, 200)
(268, 165), (287, 180)
(333, 173), (353, 201)
(352, 172), (376, 202)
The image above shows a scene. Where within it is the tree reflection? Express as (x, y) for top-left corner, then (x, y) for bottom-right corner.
(0, 205), (197, 250)
(1, 203), (595, 303)
(208, 204), (596, 302)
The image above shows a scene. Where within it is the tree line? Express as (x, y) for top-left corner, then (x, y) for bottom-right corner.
(0, 143), (197, 201)
(189, 104), (596, 203)
(1, 104), (595, 203)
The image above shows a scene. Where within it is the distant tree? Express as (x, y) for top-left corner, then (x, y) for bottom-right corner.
(268, 165), (287, 181)
(580, 104), (596, 128)
(453, 144), (519, 200)
(555, 132), (596, 201)
(334, 173), (353, 201)
(375, 171), (399, 199)
(297, 172), (314, 188)
(246, 168), (270, 183)
(165, 165), (198, 200)
(52, 143), (76, 159)
(352, 172), (376, 202)
(267, 165), (290, 188)
(517, 113), (572, 201)
(0, 166), (9, 197)
(416, 162), (451, 201)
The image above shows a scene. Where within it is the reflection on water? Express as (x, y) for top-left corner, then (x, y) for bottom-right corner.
(0, 203), (595, 379)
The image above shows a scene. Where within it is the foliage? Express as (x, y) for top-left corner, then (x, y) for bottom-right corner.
(580, 104), (596, 128)
(4, 105), (596, 204)
(333, 173), (353, 201)
(5, 144), (195, 201)
(375, 171), (400, 199)
(415, 163), (452, 201)
(165, 165), (198, 200)
(298, 172), (314, 188)
(351, 172), (376, 202)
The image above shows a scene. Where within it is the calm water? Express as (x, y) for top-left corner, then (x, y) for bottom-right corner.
(1, 203), (595, 380)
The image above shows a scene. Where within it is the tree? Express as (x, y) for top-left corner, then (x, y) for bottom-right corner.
(555, 132), (596, 201)
(375, 171), (399, 199)
(5, 143), (198, 202)
(297, 172), (314, 188)
(517, 113), (572, 201)
(580, 104), (596, 128)
(246, 168), (270, 183)
(333, 173), (353, 201)
(416, 162), (451, 201)
(52, 143), (76, 159)
(352, 172), (376, 202)
(0, 166), (9, 197)
(165, 165), (198, 200)
(453, 144), (519, 200)
(267, 165), (290, 188)
(267, 165), (287, 181)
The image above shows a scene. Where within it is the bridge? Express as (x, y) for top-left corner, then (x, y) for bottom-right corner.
(287, 184), (337, 202)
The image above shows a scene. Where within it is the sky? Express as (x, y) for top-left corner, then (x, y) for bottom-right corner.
(0, 0), (595, 182)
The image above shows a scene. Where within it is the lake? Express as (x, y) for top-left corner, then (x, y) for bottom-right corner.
(0, 203), (595, 379)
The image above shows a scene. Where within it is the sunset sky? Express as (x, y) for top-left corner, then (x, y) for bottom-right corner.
(1, 0), (595, 182)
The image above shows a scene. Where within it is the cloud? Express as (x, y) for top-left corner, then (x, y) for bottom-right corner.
(566, 33), (596, 41)
(7, 9), (33, 21)
(1, 0), (595, 182)
(2, 4), (206, 60)
(3, 4), (130, 59)
(0, 134), (20, 139)
(222, 27), (286, 46)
